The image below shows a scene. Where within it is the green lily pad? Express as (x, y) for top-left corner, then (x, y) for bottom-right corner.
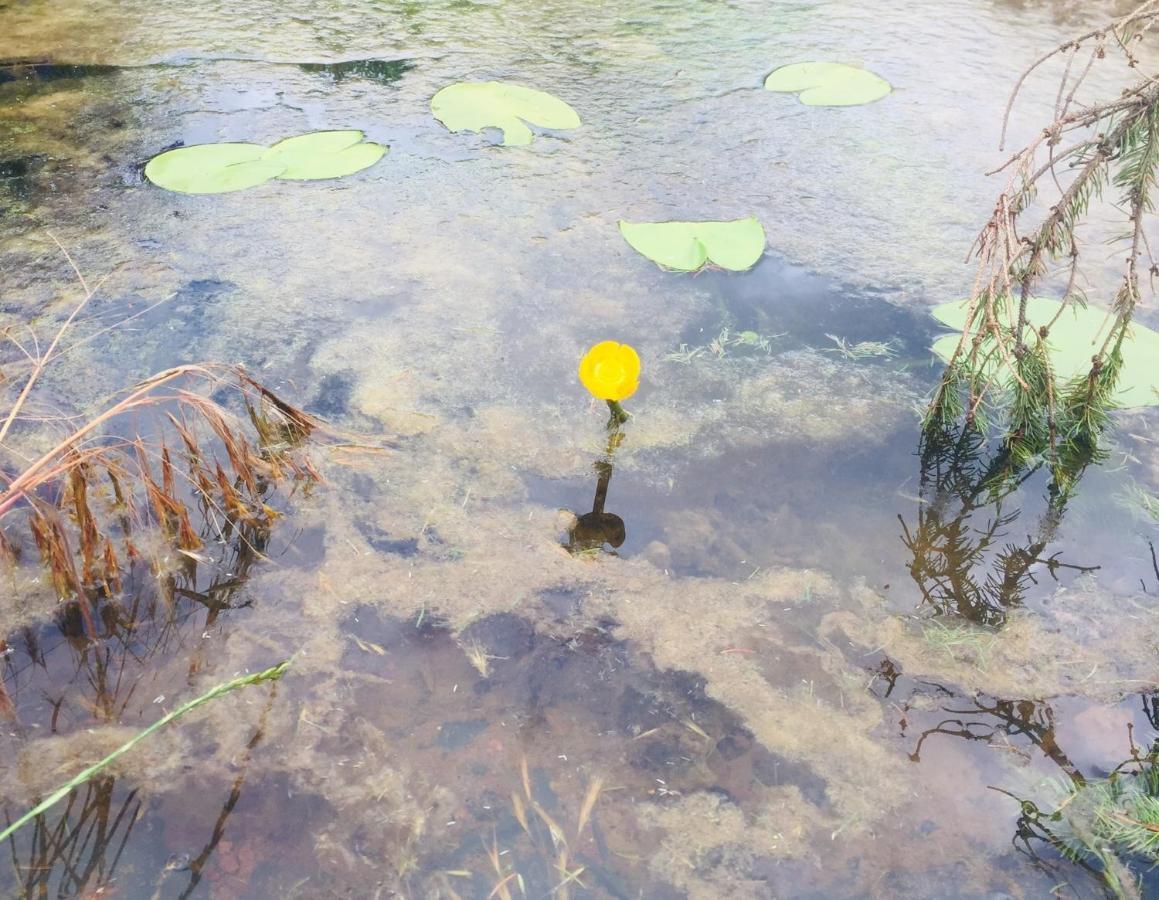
(145, 131), (388, 194)
(618, 218), (766, 272)
(430, 81), (580, 146)
(931, 297), (1159, 408)
(262, 130), (386, 180)
(764, 62), (891, 107)
(144, 143), (285, 194)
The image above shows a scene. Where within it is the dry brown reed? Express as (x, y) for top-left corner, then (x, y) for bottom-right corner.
(0, 238), (322, 639)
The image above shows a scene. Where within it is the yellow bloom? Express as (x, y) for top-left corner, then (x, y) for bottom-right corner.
(578, 341), (640, 402)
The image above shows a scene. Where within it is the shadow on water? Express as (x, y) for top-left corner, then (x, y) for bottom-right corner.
(335, 605), (833, 897)
(684, 256), (941, 361)
(1, 57), (413, 88)
(0, 60), (121, 85)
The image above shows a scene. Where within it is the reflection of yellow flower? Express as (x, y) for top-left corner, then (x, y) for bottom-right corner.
(579, 341), (640, 402)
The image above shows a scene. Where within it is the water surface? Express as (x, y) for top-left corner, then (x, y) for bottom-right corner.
(3, 0), (1159, 897)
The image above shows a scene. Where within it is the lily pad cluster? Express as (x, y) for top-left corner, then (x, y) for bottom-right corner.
(144, 130), (387, 194)
(930, 297), (1159, 409)
(143, 60), (893, 273)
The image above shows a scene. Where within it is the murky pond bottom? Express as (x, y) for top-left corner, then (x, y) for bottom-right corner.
(4, 0), (1159, 896)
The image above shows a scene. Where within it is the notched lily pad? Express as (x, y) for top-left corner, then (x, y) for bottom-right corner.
(143, 143), (284, 195)
(930, 297), (1159, 408)
(618, 218), (766, 272)
(144, 131), (387, 194)
(764, 62), (891, 107)
(262, 130), (386, 180)
(430, 81), (580, 146)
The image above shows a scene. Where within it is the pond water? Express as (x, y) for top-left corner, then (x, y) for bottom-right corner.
(3, 0), (1159, 897)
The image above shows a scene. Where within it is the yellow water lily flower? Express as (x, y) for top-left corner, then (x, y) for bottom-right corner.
(578, 341), (640, 402)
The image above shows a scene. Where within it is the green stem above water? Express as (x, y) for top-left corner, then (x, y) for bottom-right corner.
(606, 400), (629, 428)
(0, 659), (291, 845)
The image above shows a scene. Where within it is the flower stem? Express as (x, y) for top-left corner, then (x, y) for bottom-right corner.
(606, 400), (629, 428)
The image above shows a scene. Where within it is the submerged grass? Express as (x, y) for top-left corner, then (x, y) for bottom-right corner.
(0, 659), (291, 844)
(920, 618), (996, 668)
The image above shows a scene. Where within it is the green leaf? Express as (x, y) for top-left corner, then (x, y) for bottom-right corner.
(618, 218), (766, 272)
(262, 130), (387, 180)
(764, 62), (891, 107)
(930, 297), (1159, 408)
(144, 143), (285, 194)
(0, 659), (291, 845)
(430, 81), (580, 146)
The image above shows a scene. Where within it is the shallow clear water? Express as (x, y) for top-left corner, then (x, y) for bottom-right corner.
(3, 0), (1159, 897)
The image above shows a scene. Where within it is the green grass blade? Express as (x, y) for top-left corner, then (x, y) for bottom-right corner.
(0, 659), (291, 843)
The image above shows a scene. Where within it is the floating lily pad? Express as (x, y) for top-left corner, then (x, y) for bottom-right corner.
(145, 131), (387, 194)
(430, 81), (580, 146)
(262, 130), (386, 180)
(144, 143), (285, 194)
(931, 297), (1159, 408)
(764, 62), (891, 107)
(618, 218), (766, 272)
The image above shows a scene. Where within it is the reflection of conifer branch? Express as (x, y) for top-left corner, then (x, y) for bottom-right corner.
(901, 421), (1097, 624)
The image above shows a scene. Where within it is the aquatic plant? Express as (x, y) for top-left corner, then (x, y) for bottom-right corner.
(430, 81), (580, 146)
(578, 340), (639, 426)
(1003, 744), (1159, 899)
(144, 130), (386, 194)
(0, 659), (290, 845)
(764, 61), (891, 106)
(619, 217), (766, 272)
(927, 0), (1159, 486)
(567, 342), (638, 552)
(0, 239), (321, 637)
(825, 333), (897, 360)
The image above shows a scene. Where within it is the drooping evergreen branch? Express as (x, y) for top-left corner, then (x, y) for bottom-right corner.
(930, 3), (1159, 479)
